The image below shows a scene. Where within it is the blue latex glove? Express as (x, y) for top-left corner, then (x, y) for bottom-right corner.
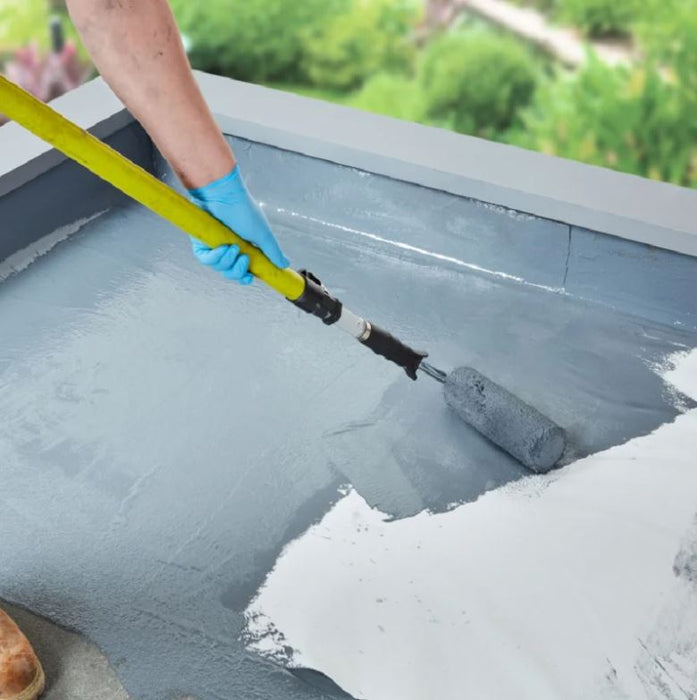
(189, 166), (290, 285)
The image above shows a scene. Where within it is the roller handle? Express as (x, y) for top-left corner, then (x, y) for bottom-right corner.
(361, 323), (427, 380)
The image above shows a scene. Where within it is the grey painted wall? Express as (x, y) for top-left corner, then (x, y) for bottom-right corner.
(566, 225), (697, 330)
(0, 122), (153, 265)
(4, 73), (697, 258)
(158, 136), (697, 332)
(0, 118), (694, 332)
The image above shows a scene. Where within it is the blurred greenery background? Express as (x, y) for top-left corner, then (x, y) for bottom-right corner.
(2, 0), (696, 187)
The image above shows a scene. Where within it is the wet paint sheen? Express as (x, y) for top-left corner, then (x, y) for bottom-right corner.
(0, 151), (696, 698)
(246, 350), (697, 700)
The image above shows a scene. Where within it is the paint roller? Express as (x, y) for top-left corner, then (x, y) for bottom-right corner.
(0, 75), (566, 472)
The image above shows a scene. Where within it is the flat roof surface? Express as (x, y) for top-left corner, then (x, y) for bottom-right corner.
(1, 131), (696, 697)
(1, 73), (697, 697)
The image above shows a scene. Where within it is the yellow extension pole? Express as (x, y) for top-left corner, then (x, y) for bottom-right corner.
(0, 75), (306, 301)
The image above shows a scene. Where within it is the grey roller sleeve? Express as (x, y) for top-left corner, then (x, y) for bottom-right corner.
(444, 367), (566, 472)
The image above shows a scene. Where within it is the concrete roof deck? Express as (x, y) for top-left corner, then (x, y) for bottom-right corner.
(0, 75), (696, 699)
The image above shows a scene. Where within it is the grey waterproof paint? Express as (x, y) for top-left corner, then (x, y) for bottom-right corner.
(2, 76), (697, 697)
(0, 123), (151, 264)
(160, 137), (697, 332)
(194, 72), (697, 258)
(1, 134), (697, 698)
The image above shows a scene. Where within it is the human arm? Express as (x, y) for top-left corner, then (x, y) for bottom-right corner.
(66, 0), (288, 280)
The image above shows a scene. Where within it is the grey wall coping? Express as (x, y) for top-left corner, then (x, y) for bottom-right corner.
(0, 77), (132, 198)
(2, 72), (697, 258)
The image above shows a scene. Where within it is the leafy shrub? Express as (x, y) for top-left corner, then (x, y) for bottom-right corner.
(511, 56), (697, 187)
(638, 0), (697, 110)
(301, 0), (421, 90)
(557, 0), (640, 37)
(351, 73), (425, 121)
(532, 0), (558, 11)
(0, 0), (48, 52)
(419, 32), (538, 136)
(169, 0), (347, 83)
(0, 0), (87, 61)
(511, 0), (558, 12)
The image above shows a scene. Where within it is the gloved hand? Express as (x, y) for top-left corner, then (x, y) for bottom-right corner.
(189, 165), (290, 285)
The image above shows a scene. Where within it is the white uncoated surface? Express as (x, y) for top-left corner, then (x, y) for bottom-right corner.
(245, 350), (697, 700)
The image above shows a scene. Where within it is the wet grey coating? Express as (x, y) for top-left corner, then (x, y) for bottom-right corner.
(444, 367), (566, 472)
(1, 134), (696, 699)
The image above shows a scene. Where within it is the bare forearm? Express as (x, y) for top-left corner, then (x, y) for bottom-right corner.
(66, 0), (234, 189)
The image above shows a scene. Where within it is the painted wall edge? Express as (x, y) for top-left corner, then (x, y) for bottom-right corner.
(1, 73), (697, 259)
(0, 78), (133, 198)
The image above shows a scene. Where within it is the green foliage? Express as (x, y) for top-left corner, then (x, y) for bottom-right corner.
(637, 0), (697, 110)
(511, 56), (697, 187)
(301, 0), (421, 90)
(419, 32), (538, 137)
(557, 0), (640, 37)
(511, 0), (558, 12)
(169, 0), (347, 83)
(533, 0), (557, 11)
(0, 0), (86, 61)
(351, 73), (425, 121)
(0, 0), (48, 50)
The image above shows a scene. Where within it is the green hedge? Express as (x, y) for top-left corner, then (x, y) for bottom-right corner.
(511, 0), (558, 12)
(638, 0), (697, 109)
(169, 0), (348, 83)
(0, 0), (87, 60)
(511, 56), (697, 187)
(419, 32), (538, 136)
(557, 0), (640, 37)
(351, 73), (425, 121)
(301, 0), (421, 90)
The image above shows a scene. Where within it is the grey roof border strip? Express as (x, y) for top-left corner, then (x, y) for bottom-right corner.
(197, 72), (697, 258)
(0, 78), (132, 198)
(2, 73), (697, 258)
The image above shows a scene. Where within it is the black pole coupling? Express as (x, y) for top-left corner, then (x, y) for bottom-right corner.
(360, 322), (427, 380)
(290, 269), (427, 380)
(290, 270), (342, 325)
